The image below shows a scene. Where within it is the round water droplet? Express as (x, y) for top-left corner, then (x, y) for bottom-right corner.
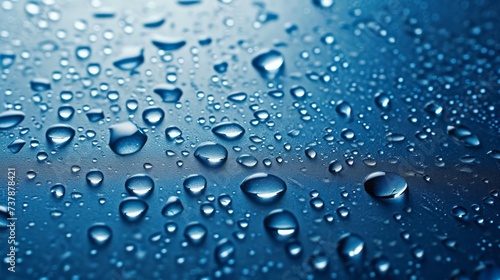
(162, 196), (184, 217)
(329, 160), (343, 174)
(310, 251), (329, 271)
(184, 222), (207, 245)
(252, 49), (285, 79)
(212, 122), (245, 140)
(286, 241), (303, 258)
(109, 121), (148, 155)
(183, 174), (207, 195)
(86, 170), (104, 187)
(125, 174), (154, 197)
(119, 197), (148, 222)
(364, 171), (408, 199)
(264, 209), (299, 241)
(213, 61), (228, 74)
(447, 125), (480, 148)
(424, 101), (443, 117)
(194, 142), (228, 168)
(240, 173), (287, 204)
(290, 85), (307, 99)
(375, 93), (390, 110)
(50, 184), (65, 199)
(336, 101), (352, 119)
(153, 84), (183, 103)
(337, 233), (365, 261)
(75, 45), (91, 60)
(46, 124), (75, 147)
(142, 107), (165, 126)
(58, 105), (75, 121)
(88, 223), (112, 246)
(312, 0), (334, 8)
(0, 110), (25, 130)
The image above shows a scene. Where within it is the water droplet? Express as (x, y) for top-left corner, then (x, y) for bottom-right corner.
(237, 154), (258, 168)
(183, 174), (207, 195)
(364, 171), (408, 199)
(424, 101), (443, 117)
(286, 241), (303, 258)
(153, 84), (183, 103)
(0, 206), (11, 229)
(372, 256), (391, 276)
(75, 46), (91, 60)
(8, 139), (25, 154)
(214, 238), (235, 265)
(142, 107), (165, 126)
(447, 125), (480, 148)
(143, 15), (166, 28)
(30, 77), (51, 91)
(312, 0), (334, 8)
(184, 222), (207, 245)
(329, 160), (343, 174)
(125, 174), (154, 197)
(58, 106), (75, 121)
(0, 51), (16, 68)
(119, 197), (148, 222)
(337, 233), (365, 261)
(240, 173), (287, 204)
(194, 142), (228, 168)
(227, 91), (247, 102)
(263, 209), (299, 241)
(336, 101), (352, 119)
(109, 121), (148, 155)
(113, 46), (144, 71)
(88, 223), (112, 246)
(375, 93), (390, 110)
(86, 109), (104, 122)
(165, 126), (183, 141)
(290, 85), (307, 99)
(46, 124), (75, 147)
(86, 170), (104, 187)
(212, 122), (245, 140)
(50, 184), (65, 199)
(487, 150), (500, 160)
(162, 196), (184, 217)
(310, 251), (329, 271)
(151, 35), (186, 51)
(0, 110), (25, 130)
(252, 49), (285, 79)
(452, 205), (468, 220)
(213, 61), (228, 74)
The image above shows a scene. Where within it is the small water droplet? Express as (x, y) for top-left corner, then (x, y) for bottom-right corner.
(183, 174), (207, 195)
(194, 142), (228, 168)
(240, 173), (287, 204)
(162, 196), (184, 217)
(264, 209), (299, 241)
(184, 222), (207, 245)
(153, 84), (183, 103)
(252, 49), (285, 79)
(212, 122), (245, 140)
(88, 223), (112, 246)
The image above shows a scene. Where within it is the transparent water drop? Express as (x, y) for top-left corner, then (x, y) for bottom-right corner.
(183, 174), (207, 195)
(108, 121), (148, 155)
(8, 139), (25, 154)
(251, 49), (285, 79)
(424, 101), (443, 117)
(237, 154), (258, 168)
(329, 160), (343, 174)
(162, 196), (184, 217)
(337, 233), (365, 261)
(194, 142), (228, 168)
(0, 110), (25, 130)
(142, 107), (165, 126)
(153, 84), (183, 103)
(213, 61), (228, 74)
(375, 93), (390, 110)
(290, 85), (307, 99)
(447, 125), (480, 148)
(310, 251), (329, 271)
(487, 150), (500, 160)
(125, 174), (154, 197)
(286, 241), (303, 258)
(86, 109), (104, 122)
(45, 124), (75, 147)
(58, 105), (75, 121)
(0, 206), (11, 229)
(143, 15), (166, 28)
(312, 0), (334, 8)
(112, 46), (144, 71)
(184, 222), (207, 245)
(336, 101), (352, 119)
(227, 91), (247, 102)
(75, 46), (91, 60)
(0, 51), (16, 68)
(88, 223), (112, 246)
(30, 78), (51, 91)
(151, 35), (186, 51)
(372, 256), (391, 276)
(165, 126), (182, 141)
(214, 238), (235, 264)
(452, 205), (468, 220)
(86, 170), (104, 187)
(50, 184), (65, 199)
(364, 171), (408, 199)
(119, 197), (148, 222)
(240, 173), (287, 204)
(268, 89), (284, 99)
(263, 209), (299, 241)
(212, 122), (245, 140)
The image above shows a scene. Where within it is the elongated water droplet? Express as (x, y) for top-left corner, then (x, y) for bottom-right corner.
(194, 142), (228, 168)
(364, 171), (407, 199)
(227, 91), (247, 102)
(153, 84), (183, 103)
(212, 122), (245, 140)
(447, 125), (480, 148)
(151, 35), (186, 51)
(30, 77), (51, 91)
(113, 46), (144, 71)
(240, 173), (286, 204)
(0, 110), (25, 130)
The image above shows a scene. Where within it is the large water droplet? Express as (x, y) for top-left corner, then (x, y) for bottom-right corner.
(183, 174), (207, 195)
(153, 84), (183, 103)
(162, 196), (184, 217)
(109, 121), (148, 155)
(50, 184), (66, 199)
(264, 209), (299, 241)
(151, 35), (186, 51)
(364, 171), (408, 199)
(337, 233), (365, 261)
(45, 124), (75, 147)
(119, 197), (149, 222)
(142, 107), (165, 126)
(447, 125), (480, 148)
(184, 222), (207, 245)
(240, 173), (287, 204)
(86, 170), (104, 187)
(194, 142), (228, 168)
(88, 223), (112, 246)
(0, 110), (25, 130)
(125, 174), (154, 197)
(252, 49), (285, 79)
(113, 46), (144, 71)
(212, 122), (245, 140)
(75, 45), (91, 60)
(8, 139), (25, 154)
